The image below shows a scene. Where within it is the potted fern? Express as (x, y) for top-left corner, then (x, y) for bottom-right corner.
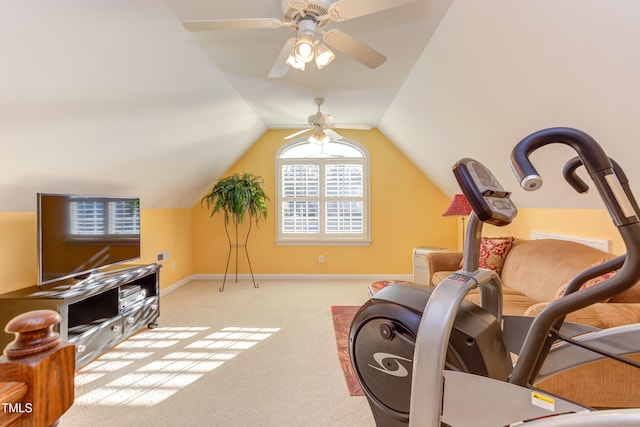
(201, 172), (269, 291)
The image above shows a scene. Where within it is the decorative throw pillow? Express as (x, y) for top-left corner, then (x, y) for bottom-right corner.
(554, 259), (617, 301)
(478, 237), (515, 275)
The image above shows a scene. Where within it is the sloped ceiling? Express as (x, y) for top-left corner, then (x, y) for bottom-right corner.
(165, 0), (451, 127)
(2, 0), (640, 214)
(381, 0), (640, 209)
(0, 0), (265, 211)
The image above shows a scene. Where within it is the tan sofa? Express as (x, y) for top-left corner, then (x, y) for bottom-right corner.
(426, 238), (640, 408)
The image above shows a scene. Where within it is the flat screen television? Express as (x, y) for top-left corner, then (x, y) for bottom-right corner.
(37, 193), (141, 286)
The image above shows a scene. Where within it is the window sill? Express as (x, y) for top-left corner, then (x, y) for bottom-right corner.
(275, 239), (371, 247)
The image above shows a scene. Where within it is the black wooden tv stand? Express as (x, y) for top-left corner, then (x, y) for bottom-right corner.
(0, 263), (160, 368)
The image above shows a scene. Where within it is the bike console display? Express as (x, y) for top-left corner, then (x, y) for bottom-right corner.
(452, 158), (517, 227)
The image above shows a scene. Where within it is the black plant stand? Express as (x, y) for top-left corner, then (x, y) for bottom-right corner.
(220, 217), (259, 292)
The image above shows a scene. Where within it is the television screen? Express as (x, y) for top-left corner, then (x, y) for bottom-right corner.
(37, 193), (141, 286)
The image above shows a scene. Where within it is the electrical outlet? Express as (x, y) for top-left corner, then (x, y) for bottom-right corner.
(318, 255), (325, 264)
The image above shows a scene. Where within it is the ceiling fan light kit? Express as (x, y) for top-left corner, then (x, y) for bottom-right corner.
(308, 131), (331, 145)
(290, 38), (336, 70)
(293, 36), (315, 63)
(289, 17), (335, 71)
(313, 40), (335, 69)
(182, 0), (417, 78)
(285, 51), (306, 70)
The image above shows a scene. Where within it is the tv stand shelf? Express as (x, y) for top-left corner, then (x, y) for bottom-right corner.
(0, 263), (160, 368)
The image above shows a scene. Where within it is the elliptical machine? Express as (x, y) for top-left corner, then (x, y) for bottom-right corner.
(349, 157), (516, 426)
(349, 127), (640, 426)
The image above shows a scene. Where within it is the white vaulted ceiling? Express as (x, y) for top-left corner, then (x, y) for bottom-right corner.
(2, 0), (640, 212)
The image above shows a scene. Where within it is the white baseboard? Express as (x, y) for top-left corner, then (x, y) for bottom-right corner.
(159, 276), (193, 296)
(161, 273), (413, 293)
(191, 273), (413, 282)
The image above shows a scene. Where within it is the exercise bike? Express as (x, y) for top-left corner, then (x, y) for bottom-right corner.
(349, 127), (640, 426)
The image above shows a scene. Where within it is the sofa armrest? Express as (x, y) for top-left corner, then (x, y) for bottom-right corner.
(426, 251), (462, 272)
(426, 252), (462, 285)
(524, 302), (640, 330)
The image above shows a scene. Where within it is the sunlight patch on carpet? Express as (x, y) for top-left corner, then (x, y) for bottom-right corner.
(74, 326), (280, 407)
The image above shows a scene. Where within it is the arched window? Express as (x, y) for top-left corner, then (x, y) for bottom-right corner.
(275, 138), (370, 245)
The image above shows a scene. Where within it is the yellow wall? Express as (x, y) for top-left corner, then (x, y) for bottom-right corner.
(0, 208), (193, 294)
(140, 208), (194, 288)
(192, 129), (457, 275)
(0, 131), (627, 296)
(0, 212), (38, 293)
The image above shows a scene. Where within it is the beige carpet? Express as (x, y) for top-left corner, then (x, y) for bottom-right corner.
(60, 279), (375, 427)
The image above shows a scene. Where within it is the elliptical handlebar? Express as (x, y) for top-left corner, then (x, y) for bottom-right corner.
(508, 127), (640, 387)
(562, 155), (640, 216)
(558, 154), (640, 297)
(562, 156), (591, 194)
(510, 127), (611, 192)
(511, 127), (638, 227)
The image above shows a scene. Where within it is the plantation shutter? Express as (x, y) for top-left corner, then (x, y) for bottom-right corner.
(276, 139), (369, 244)
(281, 164), (320, 234)
(325, 163), (364, 234)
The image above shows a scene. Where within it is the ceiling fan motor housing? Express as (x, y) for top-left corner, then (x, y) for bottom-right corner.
(307, 97), (334, 126)
(282, 0), (332, 23)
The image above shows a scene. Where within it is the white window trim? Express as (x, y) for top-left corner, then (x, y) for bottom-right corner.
(275, 138), (371, 246)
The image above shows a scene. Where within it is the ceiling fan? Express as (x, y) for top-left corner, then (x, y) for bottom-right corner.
(182, 0), (416, 78)
(279, 97), (371, 144)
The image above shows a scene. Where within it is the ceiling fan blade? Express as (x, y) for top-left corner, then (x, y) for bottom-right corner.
(325, 129), (343, 141)
(327, 0), (416, 22)
(269, 124), (307, 129)
(333, 123), (373, 130)
(322, 29), (386, 69)
(182, 18), (284, 32)
(268, 38), (296, 79)
(284, 128), (313, 140)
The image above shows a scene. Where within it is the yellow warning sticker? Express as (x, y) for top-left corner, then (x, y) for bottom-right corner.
(531, 392), (555, 412)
